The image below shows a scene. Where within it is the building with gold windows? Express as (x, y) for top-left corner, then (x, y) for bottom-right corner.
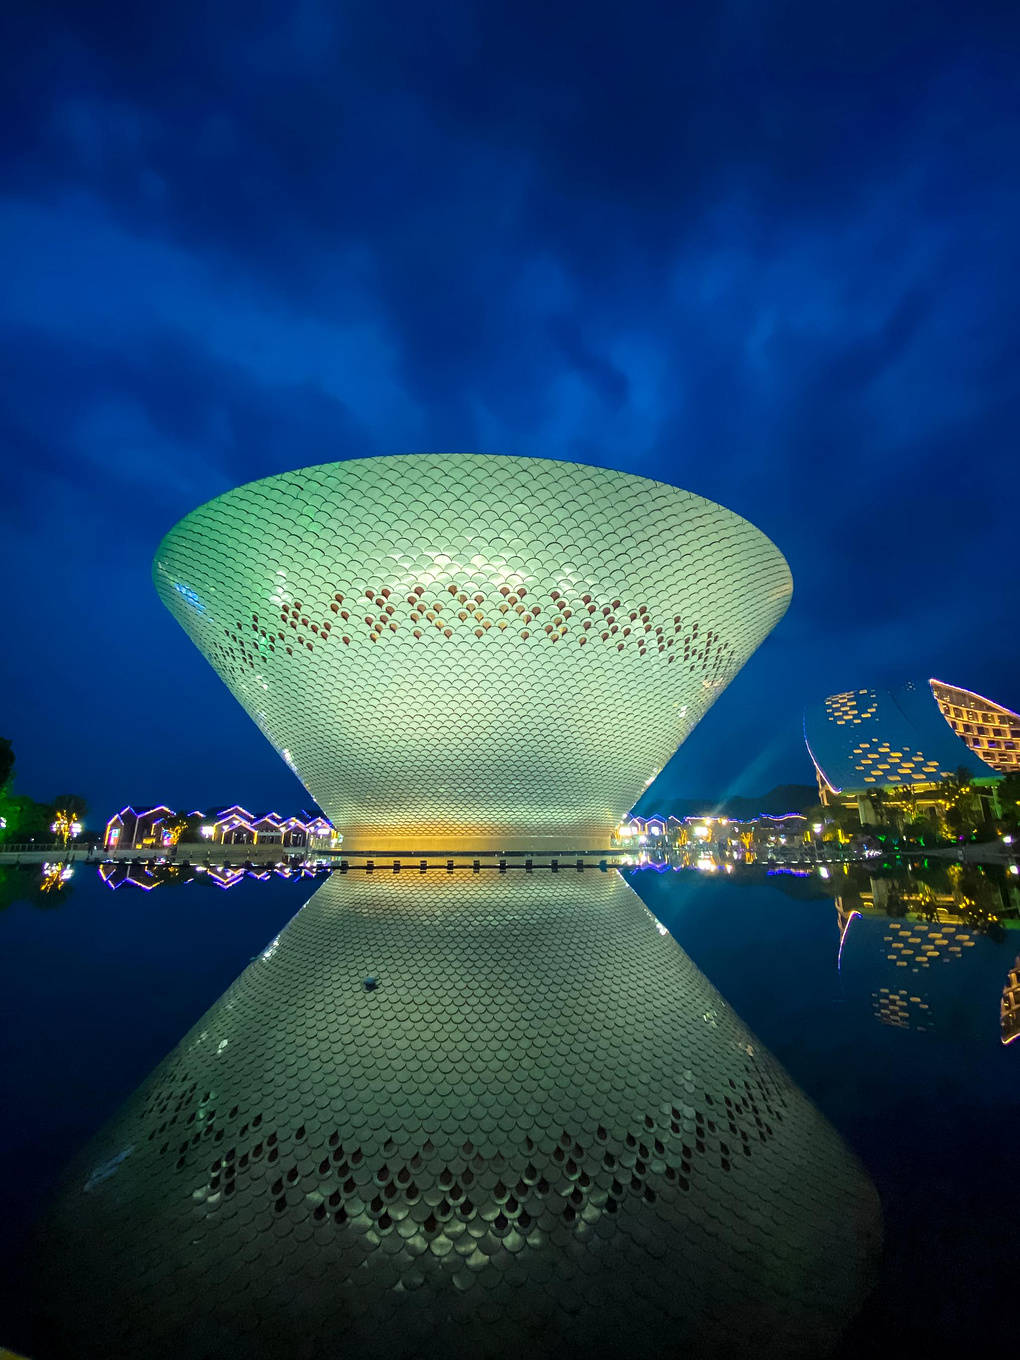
(930, 679), (1020, 774)
(803, 680), (1004, 829)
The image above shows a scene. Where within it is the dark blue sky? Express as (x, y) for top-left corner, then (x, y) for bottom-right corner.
(1, 1), (1018, 822)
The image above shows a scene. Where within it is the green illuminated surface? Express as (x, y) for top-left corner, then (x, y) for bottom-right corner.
(154, 455), (792, 845)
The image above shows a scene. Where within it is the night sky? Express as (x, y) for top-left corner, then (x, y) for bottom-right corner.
(1, 1), (1017, 825)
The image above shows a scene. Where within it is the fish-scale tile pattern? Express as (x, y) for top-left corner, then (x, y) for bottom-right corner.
(40, 872), (879, 1360)
(153, 455), (791, 844)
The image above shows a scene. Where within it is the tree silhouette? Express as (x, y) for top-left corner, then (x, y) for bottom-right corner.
(0, 737), (13, 791)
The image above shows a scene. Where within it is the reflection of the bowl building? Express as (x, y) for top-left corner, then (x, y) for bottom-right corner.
(42, 871), (879, 1359)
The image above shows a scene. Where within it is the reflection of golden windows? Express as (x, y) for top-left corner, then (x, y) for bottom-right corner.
(1001, 959), (1020, 1045)
(873, 987), (931, 1031)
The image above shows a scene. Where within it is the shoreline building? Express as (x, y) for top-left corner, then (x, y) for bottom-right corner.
(197, 806), (336, 848)
(103, 805), (336, 851)
(804, 680), (1002, 827)
(617, 812), (811, 863)
(929, 679), (1020, 774)
(153, 454), (793, 855)
(102, 805), (174, 851)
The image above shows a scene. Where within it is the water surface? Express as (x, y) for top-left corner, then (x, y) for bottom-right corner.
(1, 859), (1016, 1355)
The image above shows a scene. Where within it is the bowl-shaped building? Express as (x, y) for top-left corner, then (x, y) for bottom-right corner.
(154, 455), (792, 851)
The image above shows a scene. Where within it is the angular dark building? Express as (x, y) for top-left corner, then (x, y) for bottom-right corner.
(804, 680), (997, 798)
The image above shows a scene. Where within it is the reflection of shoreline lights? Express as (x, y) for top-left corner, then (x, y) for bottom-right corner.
(97, 860), (335, 893)
(40, 862), (74, 892)
(766, 867), (812, 877)
(99, 863), (161, 891)
(837, 911), (863, 973)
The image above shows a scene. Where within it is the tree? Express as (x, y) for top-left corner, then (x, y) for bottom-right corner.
(929, 767), (978, 838)
(0, 736), (13, 791)
(50, 795), (89, 845)
(862, 787), (901, 832)
(163, 812), (204, 846)
(902, 816), (937, 845)
(800, 803), (831, 841)
(830, 801), (861, 838)
(996, 772), (1020, 832)
(1, 794), (54, 843)
(50, 794), (88, 823)
(897, 785), (920, 827)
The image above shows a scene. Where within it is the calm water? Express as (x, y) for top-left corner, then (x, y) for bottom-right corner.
(1, 859), (1017, 1354)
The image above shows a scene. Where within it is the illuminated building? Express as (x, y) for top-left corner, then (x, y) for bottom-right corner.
(199, 806), (336, 848)
(154, 455), (792, 854)
(803, 680), (1003, 829)
(930, 678), (1020, 773)
(103, 805), (173, 850)
(804, 681), (993, 796)
(41, 872), (879, 1359)
(618, 812), (809, 859)
(104, 806), (336, 851)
